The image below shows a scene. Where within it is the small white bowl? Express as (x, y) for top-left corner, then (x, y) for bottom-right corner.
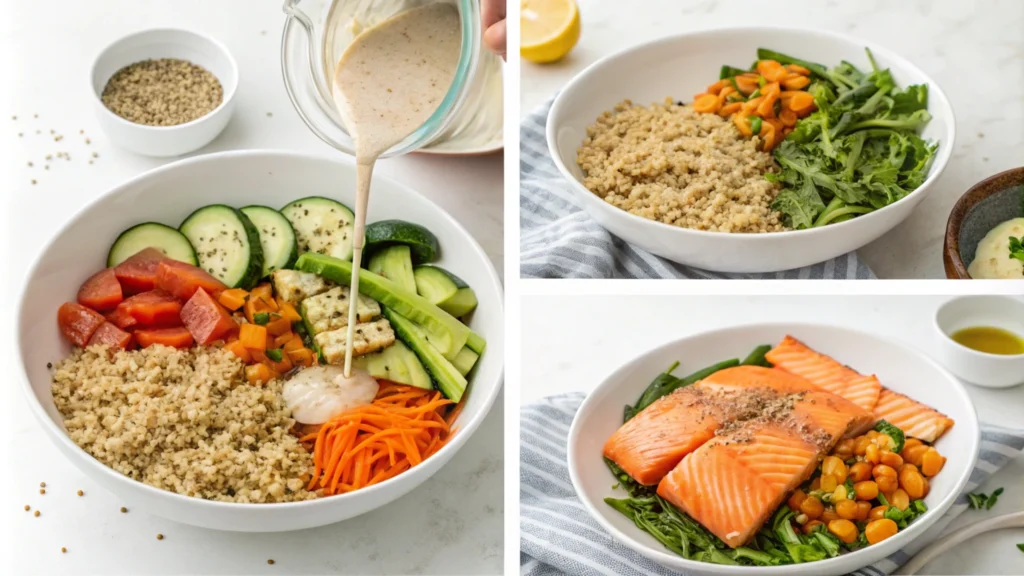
(568, 323), (978, 576)
(90, 28), (238, 157)
(934, 296), (1024, 388)
(547, 27), (955, 274)
(16, 150), (504, 532)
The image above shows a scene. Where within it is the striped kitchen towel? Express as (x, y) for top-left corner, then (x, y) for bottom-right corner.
(520, 392), (1024, 576)
(519, 99), (877, 279)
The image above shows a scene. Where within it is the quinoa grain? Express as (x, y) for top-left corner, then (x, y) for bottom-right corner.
(101, 59), (223, 126)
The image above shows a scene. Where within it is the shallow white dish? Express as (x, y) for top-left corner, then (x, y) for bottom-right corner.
(547, 27), (955, 274)
(568, 323), (978, 576)
(934, 295), (1024, 388)
(91, 28), (238, 157)
(16, 150), (504, 532)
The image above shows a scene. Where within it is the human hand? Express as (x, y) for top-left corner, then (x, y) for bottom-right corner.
(482, 0), (506, 59)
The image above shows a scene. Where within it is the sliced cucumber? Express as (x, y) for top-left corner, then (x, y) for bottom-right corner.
(414, 265), (478, 318)
(240, 205), (298, 277)
(365, 220), (440, 263)
(369, 245), (417, 294)
(107, 222), (198, 267)
(452, 346), (480, 376)
(466, 331), (486, 355)
(179, 205), (264, 289)
(295, 252), (469, 359)
(280, 196), (355, 261)
(354, 340), (432, 390)
(384, 308), (467, 402)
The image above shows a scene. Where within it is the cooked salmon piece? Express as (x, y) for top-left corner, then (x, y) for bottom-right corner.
(658, 422), (821, 548)
(766, 335), (882, 411)
(602, 387), (726, 485)
(873, 388), (954, 443)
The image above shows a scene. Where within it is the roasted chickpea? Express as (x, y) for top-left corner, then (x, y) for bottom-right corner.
(820, 508), (840, 523)
(890, 488), (910, 511)
(880, 451), (904, 469)
(868, 505), (888, 521)
(802, 519), (824, 535)
(877, 476), (898, 493)
(872, 464), (897, 480)
(853, 480), (879, 501)
(788, 489), (808, 511)
(899, 466), (927, 500)
(921, 448), (946, 477)
(834, 438), (855, 459)
(902, 438), (923, 452)
(865, 518), (898, 544)
(865, 443), (881, 464)
(835, 499), (859, 520)
(848, 462), (873, 483)
(855, 501), (872, 521)
(820, 474), (839, 493)
(853, 435), (872, 456)
(828, 519), (859, 544)
(799, 495), (824, 520)
(822, 456), (848, 480)
(902, 444), (929, 467)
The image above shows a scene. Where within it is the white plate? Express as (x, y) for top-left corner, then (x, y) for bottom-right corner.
(568, 323), (979, 576)
(16, 150), (503, 532)
(547, 27), (956, 273)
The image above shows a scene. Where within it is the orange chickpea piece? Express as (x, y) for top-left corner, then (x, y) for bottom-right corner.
(853, 435), (872, 456)
(921, 448), (946, 477)
(802, 519), (824, 535)
(836, 499), (860, 520)
(822, 456), (848, 480)
(834, 438), (855, 459)
(867, 430), (880, 440)
(788, 489), (808, 511)
(877, 476), (899, 493)
(848, 462), (873, 483)
(880, 451), (904, 469)
(921, 476), (931, 498)
(820, 508), (840, 523)
(820, 474), (839, 493)
(902, 438), (923, 452)
(899, 466), (927, 499)
(868, 505), (888, 521)
(902, 444), (929, 467)
(890, 488), (910, 511)
(855, 501), (873, 521)
(800, 495), (824, 520)
(865, 443), (881, 464)
(854, 480), (879, 501)
(873, 464), (897, 480)
(828, 519), (859, 544)
(865, 518), (899, 544)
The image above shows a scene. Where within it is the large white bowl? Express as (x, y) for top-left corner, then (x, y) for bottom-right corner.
(16, 150), (504, 532)
(568, 324), (979, 576)
(547, 27), (955, 273)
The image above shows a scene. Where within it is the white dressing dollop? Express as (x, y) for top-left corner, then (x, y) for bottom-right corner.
(283, 366), (379, 425)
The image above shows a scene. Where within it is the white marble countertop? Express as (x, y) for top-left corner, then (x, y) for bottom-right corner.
(521, 294), (1024, 575)
(0, 1), (503, 574)
(520, 0), (1024, 279)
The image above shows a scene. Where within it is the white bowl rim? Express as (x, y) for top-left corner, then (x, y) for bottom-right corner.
(567, 321), (980, 575)
(933, 295), (1024, 359)
(15, 148), (505, 511)
(547, 25), (957, 239)
(89, 27), (240, 132)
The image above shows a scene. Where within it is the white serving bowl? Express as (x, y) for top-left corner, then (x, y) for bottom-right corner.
(91, 28), (238, 157)
(934, 295), (1024, 388)
(16, 150), (504, 532)
(547, 27), (955, 274)
(568, 323), (978, 576)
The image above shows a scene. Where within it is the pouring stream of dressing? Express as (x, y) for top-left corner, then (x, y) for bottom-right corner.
(331, 3), (461, 376)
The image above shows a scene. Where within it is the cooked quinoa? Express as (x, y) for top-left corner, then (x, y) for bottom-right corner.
(51, 345), (317, 503)
(576, 98), (787, 233)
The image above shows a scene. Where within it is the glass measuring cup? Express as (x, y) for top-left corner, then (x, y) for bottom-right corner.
(282, 0), (500, 157)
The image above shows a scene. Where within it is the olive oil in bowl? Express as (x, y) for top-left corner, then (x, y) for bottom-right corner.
(950, 326), (1024, 356)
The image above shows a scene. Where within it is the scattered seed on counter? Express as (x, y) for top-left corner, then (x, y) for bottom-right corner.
(77, 490), (84, 497)
(18, 132), (23, 137)
(27, 161), (32, 167)
(46, 362), (52, 369)
(61, 547), (67, 553)
(34, 114), (38, 119)
(40, 489), (46, 495)
(31, 179), (37, 185)
(92, 152), (98, 158)
(40, 482), (46, 488)
(120, 507), (128, 513)
(266, 112), (273, 117)
(45, 154), (52, 160)
(34, 510), (40, 517)
(49, 129), (54, 134)
(267, 559), (275, 565)
(85, 138), (91, 145)
(156, 533), (164, 540)
(24, 505), (30, 511)
(79, 129), (84, 134)
(102, 59), (223, 126)
(11, 115), (16, 120)
(45, 165), (49, 170)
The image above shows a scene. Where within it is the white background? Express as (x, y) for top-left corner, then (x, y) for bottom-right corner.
(521, 294), (1024, 575)
(0, 0), (504, 574)
(520, 0), (1024, 279)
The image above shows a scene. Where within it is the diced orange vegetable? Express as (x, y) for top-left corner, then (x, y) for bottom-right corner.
(274, 332), (296, 348)
(265, 316), (292, 336)
(245, 363), (275, 385)
(240, 323), (268, 350)
(785, 91), (816, 113)
(706, 79), (728, 95)
(733, 114), (753, 137)
(275, 300), (302, 323)
(760, 123), (777, 151)
(717, 102), (742, 117)
(779, 109), (798, 127)
(757, 82), (780, 117)
(785, 63), (812, 76)
(287, 347), (316, 367)
(756, 60), (788, 83)
(783, 74), (811, 90)
(262, 352), (293, 374)
(283, 337), (305, 352)
(218, 288), (249, 311)
(224, 340), (252, 362)
(244, 295), (272, 324)
(692, 93), (721, 114)
(251, 283), (273, 303)
(734, 75), (759, 94)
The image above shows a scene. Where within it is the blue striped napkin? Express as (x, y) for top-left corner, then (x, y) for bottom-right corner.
(521, 393), (1024, 576)
(519, 100), (877, 279)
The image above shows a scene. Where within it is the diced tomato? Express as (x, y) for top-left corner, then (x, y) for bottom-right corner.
(113, 248), (168, 295)
(135, 326), (194, 349)
(76, 268), (123, 312)
(155, 260), (228, 301)
(57, 302), (107, 346)
(86, 322), (133, 349)
(117, 290), (183, 327)
(105, 307), (138, 330)
(180, 288), (238, 345)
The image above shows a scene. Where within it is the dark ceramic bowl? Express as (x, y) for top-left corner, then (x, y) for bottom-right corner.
(944, 167), (1024, 279)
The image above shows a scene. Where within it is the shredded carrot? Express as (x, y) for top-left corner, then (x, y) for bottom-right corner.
(304, 383), (457, 495)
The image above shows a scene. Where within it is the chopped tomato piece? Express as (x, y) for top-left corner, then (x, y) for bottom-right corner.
(117, 290), (183, 327)
(155, 260), (228, 301)
(86, 322), (133, 349)
(217, 288), (249, 311)
(57, 302), (107, 346)
(180, 288), (238, 345)
(134, 326), (194, 349)
(105, 307), (138, 330)
(77, 268), (123, 312)
(113, 248), (168, 295)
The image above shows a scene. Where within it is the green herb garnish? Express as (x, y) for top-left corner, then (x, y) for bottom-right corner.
(265, 348), (283, 362)
(1009, 236), (1024, 263)
(750, 116), (763, 135)
(253, 312), (270, 325)
(967, 487), (1004, 510)
(873, 420), (905, 453)
(1017, 543), (1024, 553)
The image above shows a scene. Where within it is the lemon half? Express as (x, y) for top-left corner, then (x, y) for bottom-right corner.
(521, 0), (580, 64)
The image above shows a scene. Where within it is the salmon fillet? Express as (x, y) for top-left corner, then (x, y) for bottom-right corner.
(873, 388), (955, 443)
(766, 335), (882, 411)
(658, 423), (821, 548)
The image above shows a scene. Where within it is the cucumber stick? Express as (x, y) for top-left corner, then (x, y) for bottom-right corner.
(295, 252), (469, 359)
(354, 340), (432, 390)
(368, 245), (417, 294)
(384, 308), (467, 402)
(466, 331), (486, 355)
(452, 346), (479, 376)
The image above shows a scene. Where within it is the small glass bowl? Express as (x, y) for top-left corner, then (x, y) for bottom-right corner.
(281, 0), (487, 158)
